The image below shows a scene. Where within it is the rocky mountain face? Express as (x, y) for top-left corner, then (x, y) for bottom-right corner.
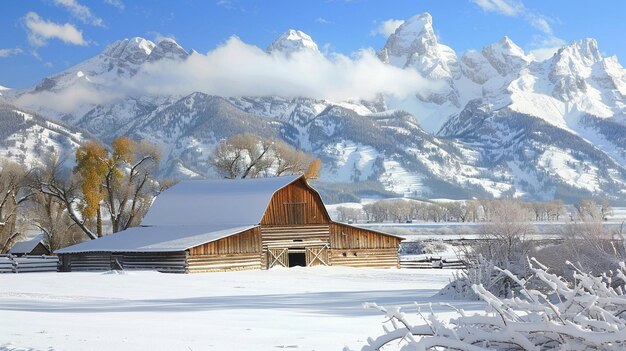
(2, 13), (626, 203)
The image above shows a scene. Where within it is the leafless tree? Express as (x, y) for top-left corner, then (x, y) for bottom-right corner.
(0, 161), (32, 253)
(28, 191), (83, 251)
(32, 155), (98, 240)
(210, 134), (315, 179)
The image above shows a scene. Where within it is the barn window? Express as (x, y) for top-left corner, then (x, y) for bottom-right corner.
(284, 202), (306, 224)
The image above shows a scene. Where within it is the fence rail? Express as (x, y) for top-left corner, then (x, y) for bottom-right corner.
(399, 256), (466, 269)
(0, 255), (59, 273)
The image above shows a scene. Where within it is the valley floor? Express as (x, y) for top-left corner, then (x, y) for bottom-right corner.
(0, 267), (482, 351)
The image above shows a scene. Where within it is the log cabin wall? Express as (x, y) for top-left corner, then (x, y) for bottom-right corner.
(260, 179), (330, 226)
(329, 223), (400, 268)
(187, 227), (263, 272)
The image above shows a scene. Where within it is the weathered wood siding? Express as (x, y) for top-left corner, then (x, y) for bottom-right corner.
(187, 253), (261, 273)
(329, 223), (400, 268)
(187, 228), (262, 272)
(261, 225), (330, 248)
(188, 228), (261, 255)
(329, 248), (399, 268)
(60, 252), (188, 273)
(261, 179), (330, 225)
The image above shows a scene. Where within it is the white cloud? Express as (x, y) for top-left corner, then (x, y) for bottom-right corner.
(17, 36), (436, 112)
(315, 17), (330, 24)
(471, 0), (522, 16)
(148, 31), (176, 43)
(471, 0), (553, 35)
(24, 12), (87, 47)
(0, 47), (23, 58)
(127, 37), (432, 101)
(529, 36), (566, 61)
(371, 19), (405, 37)
(103, 0), (125, 10)
(53, 0), (104, 26)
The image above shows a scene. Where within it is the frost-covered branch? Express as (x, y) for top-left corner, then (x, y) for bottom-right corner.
(353, 260), (626, 350)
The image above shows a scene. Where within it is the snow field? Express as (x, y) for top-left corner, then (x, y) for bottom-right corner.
(0, 267), (481, 351)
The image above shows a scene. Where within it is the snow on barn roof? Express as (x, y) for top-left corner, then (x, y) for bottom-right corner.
(55, 224), (257, 253)
(142, 175), (302, 227)
(9, 234), (45, 254)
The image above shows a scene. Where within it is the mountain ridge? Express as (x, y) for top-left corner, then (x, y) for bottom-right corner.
(2, 13), (625, 203)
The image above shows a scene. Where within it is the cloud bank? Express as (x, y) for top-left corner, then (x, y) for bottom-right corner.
(18, 36), (436, 114)
(128, 37), (432, 101)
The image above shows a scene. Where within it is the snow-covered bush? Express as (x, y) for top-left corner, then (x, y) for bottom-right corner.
(352, 258), (626, 351)
(535, 220), (625, 277)
(445, 201), (534, 299)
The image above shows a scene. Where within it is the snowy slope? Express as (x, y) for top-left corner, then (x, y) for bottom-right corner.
(0, 102), (84, 167)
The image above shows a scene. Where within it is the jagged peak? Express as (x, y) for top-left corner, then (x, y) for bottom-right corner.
(555, 38), (602, 65)
(267, 29), (319, 55)
(148, 38), (188, 62)
(380, 12), (442, 62)
(482, 35), (530, 64)
(102, 37), (156, 63)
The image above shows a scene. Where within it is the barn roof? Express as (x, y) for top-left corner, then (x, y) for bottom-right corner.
(142, 175), (302, 227)
(55, 225), (257, 253)
(9, 234), (46, 254)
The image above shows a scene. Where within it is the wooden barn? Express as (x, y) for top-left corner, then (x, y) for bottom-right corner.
(56, 175), (402, 273)
(9, 234), (50, 257)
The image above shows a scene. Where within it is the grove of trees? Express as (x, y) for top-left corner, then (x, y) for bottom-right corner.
(0, 136), (168, 253)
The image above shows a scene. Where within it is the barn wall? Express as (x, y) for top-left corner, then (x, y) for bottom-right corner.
(187, 228), (262, 272)
(188, 228), (261, 255)
(60, 252), (188, 273)
(261, 179), (330, 225)
(329, 223), (400, 268)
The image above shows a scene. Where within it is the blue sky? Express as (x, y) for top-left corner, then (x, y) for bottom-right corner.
(1, 0), (624, 89)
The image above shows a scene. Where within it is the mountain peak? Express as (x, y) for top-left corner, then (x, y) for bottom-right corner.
(147, 38), (189, 62)
(479, 35), (530, 76)
(555, 38), (602, 65)
(382, 12), (436, 60)
(267, 29), (319, 55)
(103, 37), (156, 64)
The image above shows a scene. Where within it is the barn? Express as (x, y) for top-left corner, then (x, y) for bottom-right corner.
(9, 234), (50, 257)
(56, 175), (402, 273)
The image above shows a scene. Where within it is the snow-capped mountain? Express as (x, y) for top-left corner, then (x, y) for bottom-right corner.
(2, 15), (626, 203)
(267, 29), (320, 56)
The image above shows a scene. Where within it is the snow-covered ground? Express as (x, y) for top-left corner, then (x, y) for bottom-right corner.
(0, 267), (482, 351)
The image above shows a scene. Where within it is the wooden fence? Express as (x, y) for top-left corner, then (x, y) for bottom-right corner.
(0, 255), (59, 273)
(399, 256), (466, 269)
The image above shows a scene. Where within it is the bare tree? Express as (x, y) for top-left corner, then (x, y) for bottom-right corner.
(210, 133), (315, 179)
(0, 161), (32, 253)
(33, 155), (98, 240)
(28, 191), (83, 251)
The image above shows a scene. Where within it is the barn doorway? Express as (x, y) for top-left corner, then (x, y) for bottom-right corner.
(288, 251), (306, 267)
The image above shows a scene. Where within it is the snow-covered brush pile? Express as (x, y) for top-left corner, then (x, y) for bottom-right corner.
(351, 258), (626, 350)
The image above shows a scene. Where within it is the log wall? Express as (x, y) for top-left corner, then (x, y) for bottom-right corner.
(329, 223), (400, 268)
(60, 252), (188, 273)
(329, 248), (399, 268)
(187, 228), (262, 272)
(187, 253), (261, 273)
(188, 228), (261, 255)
